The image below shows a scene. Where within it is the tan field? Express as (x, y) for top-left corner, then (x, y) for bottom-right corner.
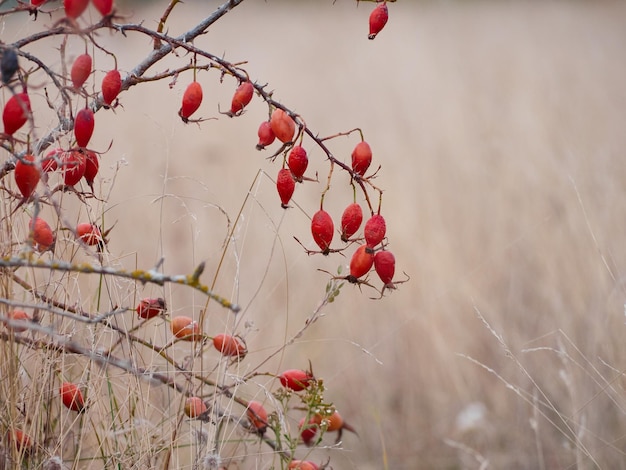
(3, 0), (626, 468)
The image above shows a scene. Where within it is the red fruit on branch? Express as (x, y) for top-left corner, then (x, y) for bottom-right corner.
(3, 92), (31, 135)
(276, 168), (296, 208)
(83, 150), (99, 189)
(256, 120), (275, 149)
(368, 2), (389, 40)
(179, 81), (203, 121)
(170, 316), (202, 341)
(60, 382), (85, 412)
(299, 417), (318, 446)
(3, 309), (31, 333)
(61, 150), (86, 186)
(30, 217), (55, 252)
(213, 333), (247, 358)
(287, 145), (308, 181)
(6, 429), (32, 453)
(311, 209), (334, 254)
(92, 0), (113, 16)
(279, 369), (314, 392)
(364, 214), (386, 247)
(31, 0), (48, 5)
(136, 297), (166, 319)
(76, 223), (102, 246)
(14, 154), (40, 198)
(64, 0), (89, 19)
(101, 69), (122, 105)
(351, 141), (372, 177)
(340, 203), (363, 242)
(288, 461), (319, 470)
(312, 410), (345, 432)
(230, 80), (254, 115)
(184, 397), (207, 419)
(246, 400), (269, 433)
(74, 108), (95, 147)
(71, 54), (92, 89)
(42, 148), (62, 173)
(270, 108), (295, 143)
(374, 250), (395, 286)
(349, 244), (375, 281)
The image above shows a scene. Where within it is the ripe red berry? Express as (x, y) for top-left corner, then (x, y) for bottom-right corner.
(83, 150), (99, 188)
(71, 54), (92, 89)
(279, 369), (314, 392)
(256, 121), (275, 149)
(179, 81), (203, 121)
(92, 0), (114, 16)
(136, 297), (166, 319)
(74, 108), (94, 147)
(42, 148), (61, 173)
(349, 244), (375, 281)
(230, 80), (254, 115)
(31, 0), (48, 6)
(289, 461), (319, 470)
(101, 69), (122, 105)
(76, 223), (102, 246)
(351, 141), (372, 177)
(14, 154), (40, 198)
(276, 168), (296, 208)
(61, 150), (86, 186)
(299, 417), (318, 446)
(374, 250), (395, 286)
(184, 397), (207, 419)
(270, 108), (296, 143)
(368, 2), (389, 40)
(340, 203), (363, 242)
(311, 209), (334, 254)
(64, 0), (89, 19)
(3, 92), (31, 135)
(7, 429), (32, 453)
(287, 145), (308, 181)
(246, 400), (269, 433)
(60, 382), (85, 412)
(364, 214), (386, 247)
(212, 333), (247, 358)
(30, 217), (55, 252)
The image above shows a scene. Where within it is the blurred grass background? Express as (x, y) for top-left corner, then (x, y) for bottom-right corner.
(4, 0), (626, 468)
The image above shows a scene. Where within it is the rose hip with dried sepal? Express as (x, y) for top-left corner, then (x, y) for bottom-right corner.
(83, 150), (99, 189)
(287, 145), (308, 181)
(256, 121), (275, 150)
(61, 150), (86, 186)
(179, 81), (203, 121)
(270, 108), (295, 143)
(74, 108), (94, 147)
(30, 217), (55, 252)
(364, 214), (386, 248)
(368, 2), (389, 40)
(3, 92), (31, 135)
(351, 141), (372, 177)
(230, 80), (254, 115)
(14, 154), (40, 198)
(136, 297), (166, 319)
(349, 244), (375, 281)
(276, 168), (296, 208)
(71, 54), (92, 89)
(311, 209), (334, 254)
(279, 369), (314, 391)
(340, 203), (363, 242)
(374, 250), (396, 287)
(102, 69), (121, 106)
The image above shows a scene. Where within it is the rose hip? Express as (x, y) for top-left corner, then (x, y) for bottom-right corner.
(311, 209), (334, 254)
(364, 214), (386, 248)
(340, 203), (363, 242)
(276, 168), (296, 209)
(287, 145), (308, 181)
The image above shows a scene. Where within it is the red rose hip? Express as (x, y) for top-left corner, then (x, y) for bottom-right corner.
(311, 209), (334, 254)
(276, 168), (296, 208)
(368, 2), (389, 40)
(351, 141), (372, 177)
(374, 250), (395, 286)
(287, 145), (308, 181)
(364, 214), (386, 248)
(340, 203), (363, 242)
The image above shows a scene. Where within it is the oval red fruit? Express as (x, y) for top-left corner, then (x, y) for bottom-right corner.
(64, 0), (89, 18)
(230, 80), (254, 115)
(364, 214), (386, 247)
(368, 2), (389, 40)
(299, 417), (318, 446)
(3, 92), (31, 135)
(256, 121), (275, 149)
(279, 369), (314, 392)
(246, 400), (268, 433)
(349, 244), (375, 281)
(92, 0), (114, 16)
(14, 154), (40, 198)
(61, 150), (86, 186)
(102, 69), (122, 105)
(30, 217), (55, 252)
(277, 168), (296, 209)
(351, 141), (372, 177)
(42, 148), (61, 173)
(311, 209), (334, 254)
(179, 81), (203, 120)
(60, 382), (85, 412)
(340, 203), (363, 242)
(136, 297), (166, 319)
(312, 410), (344, 432)
(3, 309), (31, 333)
(288, 145), (308, 181)
(374, 250), (395, 286)
(74, 108), (94, 147)
(7, 429), (32, 453)
(184, 397), (207, 419)
(213, 333), (247, 358)
(170, 315), (202, 341)
(76, 222), (102, 246)
(31, 0), (48, 5)
(83, 150), (99, 188)
(71, 54), (92, 89)
(289, 461), (319, 470)
(270, 108), (296, 143)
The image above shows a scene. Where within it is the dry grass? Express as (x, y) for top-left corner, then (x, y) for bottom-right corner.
(2, 0), (626, 469)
